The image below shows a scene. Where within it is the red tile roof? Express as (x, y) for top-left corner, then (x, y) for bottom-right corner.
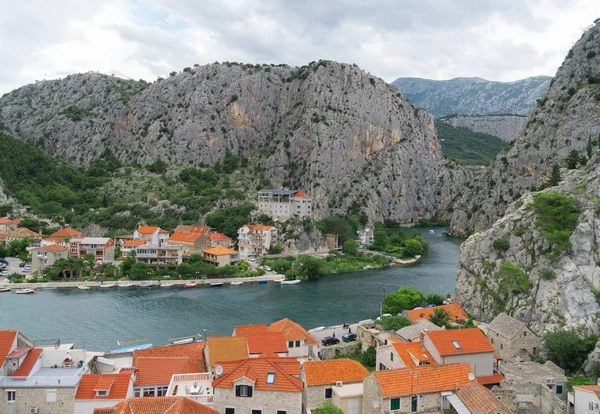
(303, 359), (369, 386)
(406, 303), (468, 323)
(0, 217), (18, 225)
(456, 380), (512, 413)
(476, 372), (506, 385)
(8, 228), (41, 238)
(293, 191), (311, 199)
(169, 231), (203, 243)
(203, 246), (236, 256)
(75, 371), (134, 400)
(34, 244), (68, 252)
(123, 240), (147, 247)
(0, 330), (18, 367)
(0, 233), (5, 240)
(207, 336), (248, 368)
(374, 363), (473, 398)
(245, 332), (288, 355)
(133, 342), (205, 371)
(213, 358), (303, 392)
(136, 226), (161, 235)
(234, 324), (269, 336)
(208, 233), (232, 241)
(243, 224), (274, 231)
(425, 328), (495, 356)
(174, 225), (209, 235)
(11, 348), (42, 377)
(268, 318), (318, 345)
(134, 357), (202, 386)
(50, 228), (82, 238)
(93, 396), (218, 414)
(575, 385), (600, 398)
(391, 341), (437, 368)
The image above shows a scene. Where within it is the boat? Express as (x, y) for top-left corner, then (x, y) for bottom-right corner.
(138, 283), (153, 288)
(210, 282), (223, 287)
(15, 289), (35, 294)
(160, 283), (175, 288)
(184, 283), (196, 289)
(77, 286), (91, 290)
(273, 279), (285, 283)
(281, 279), (301, 285)
(111, 343), (153, 353)
(429, 229), (435, 234)
(257, 280), (268, 284)
(118, 283), (135, 288)
(99, 284), (116, 289)
(0, 288), (11, 293)
(43, 286), (57, 289)
(230, 281), (243, 286)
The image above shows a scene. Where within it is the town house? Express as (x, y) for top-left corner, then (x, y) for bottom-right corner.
(6, 227), (41, 243)
(486, 313), (540, 360)
(92, 395), (218, 414)
(30, 244), (69, 273)
(395, 319), (442, 343)
(120, 240), (147, 259)
(573, 385), (600, 414)
(168, 226), (211, 257)
(452, 380), (512, 413)
(244, 333), (289, 358)
(376, 338), (436, 371)
(73, 369), (136, 414)
(203, 246), (240, 267)
(302, 358), (370, 413)
(204, 337), (249, 373)
(0, 217), (20, 234)
(77, 238), (116, 262)
(267, 319), (319, 359)
(209, 233), (234, 249)
(134, 244), (182, 266)
(237, 224), (277, 257)
(133, 226), (169, 246)
(49, 228), (82, 240)
(132, 357), (203, 397)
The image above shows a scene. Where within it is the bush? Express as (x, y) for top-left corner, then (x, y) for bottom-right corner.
(315, 402), (343, 414)
(539, 268), (556, 281)
(493, 238), (510, 251)
(383, 287), (427, 315)
(544, 330), (596, 374)
(379, 316), (411, 331)
(429, 308), (452, 327)
(342, 240), (359, 255)
(362, 346), (376, 367)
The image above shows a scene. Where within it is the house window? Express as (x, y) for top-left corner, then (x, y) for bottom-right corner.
(134, 389), (140, 397)
(97, 390), (108, 397)
(500, 343), (503, 350)
(390, 397), (401, 410)
(295, 340), (300, 347)
(390, 352), (394, 361)
(266, 372), (275, 384)
(556, 385), (563, 394)
(225, 409), (235, 414)
(252, 410), (262, 414)
(143, 387), (155, 397)
(379, 363), (387, 371)
(491, 338), (494, 344)
(288, 341), (294, 348)
(46, 390), (57, 403)
(325, 388), (333, 399)
(236, 385), (253, 397)
(277, 411), (287, 414)
(6, 390), (16, 402)
(157, 386), (169, 396)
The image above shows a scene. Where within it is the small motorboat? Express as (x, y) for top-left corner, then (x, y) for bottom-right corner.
(0, 288), (11, 293)
(111, 343), (153, 353)
(160, 283), (175, 288)
(118, 283), (135, 288)
(99, 284), (116, 289)
(273, 279), (285, 283)
(138, 283), (153, 288)
(281, 279), (301, 285)
(230, 281), (243, 286)
(429, 229), (435, 234)
(257, 280), (268, 284)
(184, 283), (196, 289)
(210, 282), (223, 287)
(78, 286), (91, 290)
(15, 289), (35, 294)
(43, 286), (57, 290)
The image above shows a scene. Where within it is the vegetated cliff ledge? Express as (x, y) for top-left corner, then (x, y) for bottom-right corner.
(454, 156), (600, 338)
(450, 21), (600, 234)
(0, 60), (470, 223)
(439, 115), (527, 143)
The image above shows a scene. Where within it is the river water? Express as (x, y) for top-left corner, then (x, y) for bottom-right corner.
(0, 228), (461, 351)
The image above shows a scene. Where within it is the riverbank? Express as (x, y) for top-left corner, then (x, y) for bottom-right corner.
(394, 255), (421, 264)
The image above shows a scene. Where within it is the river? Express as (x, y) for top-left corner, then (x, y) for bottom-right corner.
(0, 228), (461, 351)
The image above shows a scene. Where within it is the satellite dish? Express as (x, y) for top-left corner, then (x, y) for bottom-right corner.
(468, 372), (475, 381)
(373, 400), (380, 408)
(215, 365), (223, 376)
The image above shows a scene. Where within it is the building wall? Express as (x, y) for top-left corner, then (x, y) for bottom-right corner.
(0, 387), (76, 414)
(375, 345), (406, 371)
(442, 352), (493, 377)
(488, 327), (540, 360)
(304, 384), (332, 412)
(214, 387), (302, 414)
(31, 250), (67, 273)
(574, 389), (600, 414)
(74, 398), (123, 414)
(361, 375), (383, 414)
(332, 393), (362, 414)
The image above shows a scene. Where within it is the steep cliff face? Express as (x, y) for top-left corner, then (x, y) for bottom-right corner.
(392, 76), (550, 117)
(440, 115), (526, 142)
(455, 157), (600, 335)
(0, 61), (470, 223)
(451, 22), (600, 234)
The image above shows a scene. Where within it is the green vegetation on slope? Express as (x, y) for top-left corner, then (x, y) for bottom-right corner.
(435, 120), (507, 165)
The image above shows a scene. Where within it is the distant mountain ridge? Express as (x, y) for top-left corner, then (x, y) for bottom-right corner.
(392, 76), (551, 117)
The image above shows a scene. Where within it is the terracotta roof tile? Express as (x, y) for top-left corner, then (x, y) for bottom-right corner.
(208, 233), (232, 241)
(234, 324), (269, 336)
(245, 332), (288, 355)
(34, 244), (68, 252)
(0, 217), (18, 224)
(93, 396), (218, 414)
(136, 226), (161, 235)
(425, 328), (495, 356)
(268, 318), (318, 345)
(0, 330), (18, 367)
(213, 357), (302, 392)
(207, 336), (248, 368)
(50, 228), (82, 238)
(243, 224), (274, 231)
(75, 371), (134, 400)
(374, 362), (473, 398)
(0, 233), (5, 240)
(168, 231), (203, 243)
(135, 357), (202, 386)
(391, 342), (437, 368)
(406, 303), (468, 323)
(575, 385), (600, 399)
(203, 246), (236, 255)
(476, 372), (505, 385)
(293, 191), (311, 199)
(174, 225), (209, 235)
(455, 380), (512, 413)
(133, 342), (205, 371)
(11, 348), (42, 377)
(303, 359), (370, 386)
(123, 240), (148, 247)
(8, 228), (41, 238)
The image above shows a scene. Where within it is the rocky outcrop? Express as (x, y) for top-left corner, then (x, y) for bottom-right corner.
(276, 218), (328, 254)
(0, 61), (470, 223)
(454, 156), (600, 335)
(451, 22), (600, 234)
(440, 115), (526, 142)
(392, 76), (550, 117)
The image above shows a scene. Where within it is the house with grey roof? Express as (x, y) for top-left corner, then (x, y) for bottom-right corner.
(395, 319), (442, 342)
(487, 313), (540, 360)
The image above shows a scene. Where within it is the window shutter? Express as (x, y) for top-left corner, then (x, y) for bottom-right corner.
(247, 386), (253, 397)
(235, 385), (240, 397)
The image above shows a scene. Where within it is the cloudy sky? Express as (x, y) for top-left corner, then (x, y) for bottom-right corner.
(0, 0), (597, 94)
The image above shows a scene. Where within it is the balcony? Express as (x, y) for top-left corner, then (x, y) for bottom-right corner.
(167, 373), (214, 405)
(0, 365), (88, 388)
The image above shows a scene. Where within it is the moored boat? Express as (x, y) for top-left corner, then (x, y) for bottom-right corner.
(281, 279), (301, 285)
(257, 280), (268, 284)
(77, 286), (91, 290)
(184, 283), (196, 289)
(15, 289), (35, 294)
(0, 288), (11, 293)
(230, 281), (243, 286)
(99, 284), (116, 289)
(273, 279), (285, 283)
(210, 282), (223, 287)
(138, 283), (153, 288)
(43, 286), (58, 289)
(118, 283), (135, 288)
(111, 343), (153, 353)
(160, 283), (175, 288)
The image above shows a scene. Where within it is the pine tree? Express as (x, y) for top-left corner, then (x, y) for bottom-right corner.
(548, 163), (562, 186)
(566, 150), (581, 169)
(587, 136), (593, 158)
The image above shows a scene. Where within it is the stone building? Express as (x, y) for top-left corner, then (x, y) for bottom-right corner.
(376, 338), (435, 371)
(487, 313), (540, 360)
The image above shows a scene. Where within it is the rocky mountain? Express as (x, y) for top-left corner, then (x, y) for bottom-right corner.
(0, 61), (470, 223)
(454, 157), (600, 337)
(439, 115), (527, 142)
(451, 22), (600, 234)
(392, 76), (551, 117)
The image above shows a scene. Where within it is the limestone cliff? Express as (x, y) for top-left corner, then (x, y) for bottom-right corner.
(440, 115), (526, 142)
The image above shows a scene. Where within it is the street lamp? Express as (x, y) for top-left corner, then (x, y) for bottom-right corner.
(195, 271), (199, 281)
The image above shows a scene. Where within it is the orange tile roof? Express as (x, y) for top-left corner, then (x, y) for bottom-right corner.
(136, 226), (161, 235)
(392, 341), (437, 368)
(406, 303), (468, 323)
(134, 357), (202, 386)
(476, 372), (506, 385)
(0, 233), (5, 240)
(574, 385), (600, 398)
(456, 380), (512, 413)
(268, 318), (318, 345)
(0, 330), (18, 367)
(8, 228), (41, 238)
(208, 233), (232, 241)
(159, 229), (169, 234)
(133, 342), (205, 371)
(207, 336), (248, 368)
(203, 246), (236, 256)
(75, 370), (134, 400)
(35, 244), (68, 252)
(93, 396), (218, 414)
(293, 191), (311, 199)
(174, 225), (209, 235)
(303, 359), (370, 386)
(425, 328), (495, 356)
(11, 348), (42, 377)
(50, 228), (82, 238)
(169, 231), (203, 243)
(123, 240), (147, 247)
(42, 237), (63, 243)
(0, 217), (17, 224)
(245, 332), (288, 355)
(374, 362), (473, 398)
(213, 357), (303, 392)
(243, 224), (274, 231)
(234, 324), (268, 336)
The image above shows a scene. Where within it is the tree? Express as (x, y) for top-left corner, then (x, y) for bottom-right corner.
(404, 239), (424, 257)
(566, 150), (582, 169)
(271, 244), (282, 254)
(492, 238), (510, 251)
(380, 316), (411, 331)
(238, 262), (249, 271)
(314, 215), (357, 244)
(296, 255), (325, 280)
(427, 294), (445, 306)
(342, 240), (359, 255)
(547, 163), (562, 187)
(544, 330), (593, 373)
(362, 346), (376, 367)
(429, 308), (452, 327)
(371, 224), (389, 251)
(314, 402), (343, 414)
(383, 287), (427, 315)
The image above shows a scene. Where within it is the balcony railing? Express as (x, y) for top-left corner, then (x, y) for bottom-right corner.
(171, 373), (212, 382)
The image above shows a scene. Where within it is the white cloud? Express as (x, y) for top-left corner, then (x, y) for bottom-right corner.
(0, 0), (598, 94)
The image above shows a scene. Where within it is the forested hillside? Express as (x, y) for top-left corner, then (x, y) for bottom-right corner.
(435, 120), (507, 166)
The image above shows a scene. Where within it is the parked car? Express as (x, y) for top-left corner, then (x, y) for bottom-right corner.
(23, 265), (32, 273)
(0, 271), (9, 277)
(321, 336), (340, 346)
(264, 265), (272, 272)
(342, 332), (357, 342)
(375, 313), (392, 321)
(19, 262), (26, 267)
(248, 257), (256, 262)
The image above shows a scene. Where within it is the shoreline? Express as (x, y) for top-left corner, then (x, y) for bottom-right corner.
(393, 255), (421, 264)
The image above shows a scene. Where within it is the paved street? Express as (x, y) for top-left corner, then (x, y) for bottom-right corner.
(2, 257), (27, 276)
(309, 322), (360, 342)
